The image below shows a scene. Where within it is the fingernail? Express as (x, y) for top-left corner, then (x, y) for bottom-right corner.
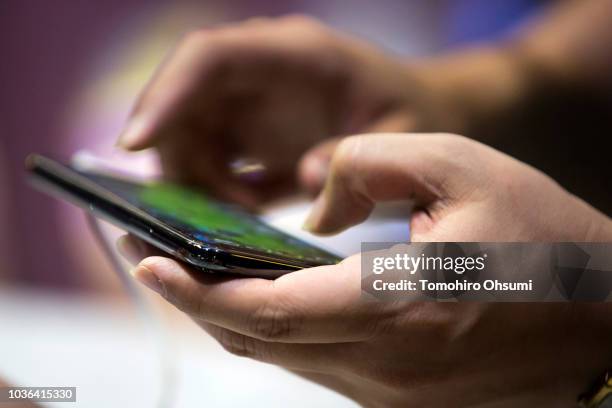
(130, 264), (164, 296)
(302, 194), (324, 232)
(116, 116), (150, 149)
(116, 236), (145, 265)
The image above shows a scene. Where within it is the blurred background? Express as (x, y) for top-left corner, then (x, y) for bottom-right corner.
(0, 0), (547, 292)
(1, 1), (547, 406)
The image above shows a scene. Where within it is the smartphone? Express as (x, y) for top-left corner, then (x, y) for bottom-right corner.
(26, 154), (341, 278)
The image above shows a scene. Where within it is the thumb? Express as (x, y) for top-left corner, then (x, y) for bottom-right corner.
(296, 111), (423, 195)
(302, 133), (480, 235)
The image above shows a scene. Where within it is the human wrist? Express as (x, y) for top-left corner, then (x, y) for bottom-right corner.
(406, 45), (536, 139)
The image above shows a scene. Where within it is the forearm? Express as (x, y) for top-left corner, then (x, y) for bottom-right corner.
(515, 0), (612, 90)
(411, 0), (612, 140)
(410, 46), (531, 139)
(401, 0), (612, 215)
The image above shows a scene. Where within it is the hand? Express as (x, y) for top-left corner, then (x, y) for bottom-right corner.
(119, 134), (612, 407)
(116, 16), (452, 205)
(303, 133), (612, 241)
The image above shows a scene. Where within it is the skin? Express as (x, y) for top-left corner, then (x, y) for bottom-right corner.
(117, 4), (612, 211)
(120, 135), (612, 407)
(117, 15), (438, 204)
(114, 2), (612, 406)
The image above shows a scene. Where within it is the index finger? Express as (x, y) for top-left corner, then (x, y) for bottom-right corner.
(117, 29), (228, 151)
(131, 254), (392, 343)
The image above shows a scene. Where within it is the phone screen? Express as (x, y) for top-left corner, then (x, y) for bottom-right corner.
(79, 171), (339, 264)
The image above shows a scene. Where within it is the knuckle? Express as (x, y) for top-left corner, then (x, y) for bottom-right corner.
(182, 29), (224, 57)
(391, 303), (461, 346)
(182, 28), (210, 47)
(244, 16), (272, 26)
(420, 304), (474, 345)
(171, 288), (202, 316)
(430, 133), (467, 158)
(164, 280), (207, 317)
(216, 329), (262, 359)
(426, 133), (485, 193)
(248, 298), (299, 341)
(369, 310), (403, 339)
(436, 133), (479, 160)
(280, 14), (320, 27)
(331, 136), (362, 175)
(364, 365), (406, 389)
(428, 320), (459, 345)
(179, 30), (235, 79)
(436, 132), (466, 143)
(280, 15), (330, 42)
(329, 136), (372, 199)
(172, 300), (191, 315)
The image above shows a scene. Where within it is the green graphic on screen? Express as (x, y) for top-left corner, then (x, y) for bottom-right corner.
(137, 183), (335, 261)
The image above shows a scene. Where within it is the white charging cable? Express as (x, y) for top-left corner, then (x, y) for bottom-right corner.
(86, 213), (177, 408)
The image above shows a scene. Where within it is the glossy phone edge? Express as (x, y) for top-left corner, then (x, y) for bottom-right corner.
(24, 154), (335, 278)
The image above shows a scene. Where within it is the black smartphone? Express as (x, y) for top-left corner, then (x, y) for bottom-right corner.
(26, 154), (340, 278)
